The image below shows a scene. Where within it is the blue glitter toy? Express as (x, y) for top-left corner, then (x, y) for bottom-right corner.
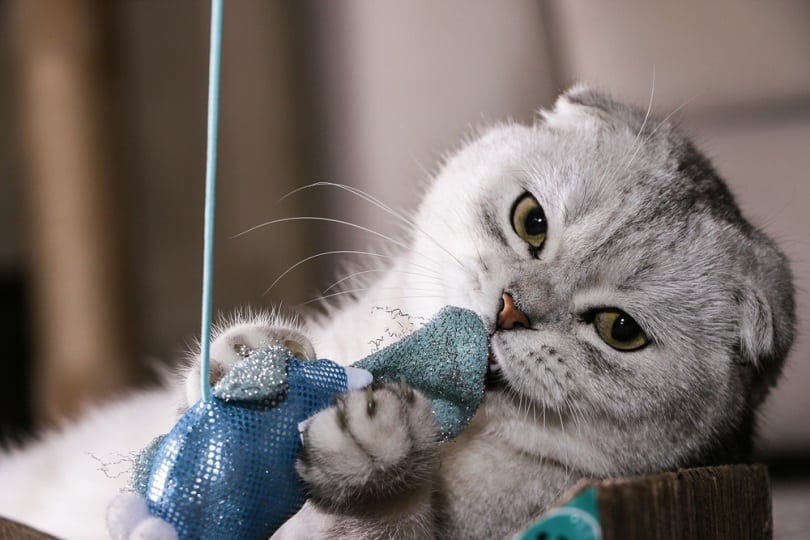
(107, 306), (489, 540)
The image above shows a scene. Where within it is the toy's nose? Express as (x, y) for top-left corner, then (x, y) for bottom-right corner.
(497, 293), (530, 330)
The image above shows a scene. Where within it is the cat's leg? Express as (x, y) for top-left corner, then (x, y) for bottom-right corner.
(182, 313), (315, 408)
(297, 382), (441, 538)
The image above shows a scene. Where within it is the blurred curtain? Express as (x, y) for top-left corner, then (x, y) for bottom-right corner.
(5, 1), (324, 424)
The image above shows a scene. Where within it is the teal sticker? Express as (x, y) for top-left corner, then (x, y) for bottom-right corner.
(514, 486), (601, 540)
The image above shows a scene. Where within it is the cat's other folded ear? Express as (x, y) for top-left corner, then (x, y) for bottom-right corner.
(738, 232), (796, 406)
(539, 83), (654, 135)
(559, 83), (624, 113)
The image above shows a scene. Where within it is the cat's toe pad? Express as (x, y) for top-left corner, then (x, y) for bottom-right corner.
(296, 383), (438, 513)
(183, 321), (314, 408)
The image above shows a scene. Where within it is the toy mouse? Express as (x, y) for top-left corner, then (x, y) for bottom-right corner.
(107, 306), (488, 540)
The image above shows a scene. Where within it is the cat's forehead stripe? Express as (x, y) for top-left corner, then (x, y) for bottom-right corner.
(481, 203), (508, 246)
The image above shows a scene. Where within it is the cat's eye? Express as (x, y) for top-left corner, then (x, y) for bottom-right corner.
(510, 193), (547, 249)
(593, 310), (649, 351)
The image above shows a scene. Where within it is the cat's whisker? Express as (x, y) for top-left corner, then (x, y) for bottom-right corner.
(321, 268), (384, 294)
(401, 258), (460, 285)
(542, 400), (547, 431)
(564, 398), (587, 439)
(265, 250), (394, 294)
(234, 216), (403, 246)
(408, 149), (437, 186)
(624, 66), (657, 171)
(296, 291), (445, 308)
(364, 294), (447, 305)
(646, 93), (700, 140)
(322, 268), (447, 294)
(555, 407), (572, 484)
(592, 137), (627, 214)
(346, 188), (469, 272)
(279, 183), (420, 244)
(280, 181), (415, 231)
(280, 181), (468, 272)
(297, 286), (443, 308)
(233, 216), (452, 274)
(599, 93), (701, 212)
(267, 242), (449, 296)
(409, 226), (468, 271)
(566, 401), (580, 429)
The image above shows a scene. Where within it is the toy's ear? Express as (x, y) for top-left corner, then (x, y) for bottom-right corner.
(212, 347), (289, 402)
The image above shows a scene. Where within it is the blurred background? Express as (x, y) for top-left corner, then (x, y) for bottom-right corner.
(0, 0), (808, 533)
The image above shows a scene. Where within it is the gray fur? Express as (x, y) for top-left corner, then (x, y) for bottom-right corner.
(234, 87), (795, 538)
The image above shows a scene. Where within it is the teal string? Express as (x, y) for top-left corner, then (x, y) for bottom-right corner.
(200, 0), (223, 402)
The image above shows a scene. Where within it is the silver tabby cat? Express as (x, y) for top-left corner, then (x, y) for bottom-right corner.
(0, 86), (795, 539)
(190, 86), (796, 539)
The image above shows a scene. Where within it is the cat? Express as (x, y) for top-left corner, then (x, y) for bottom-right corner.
(0, 86), (795, 539)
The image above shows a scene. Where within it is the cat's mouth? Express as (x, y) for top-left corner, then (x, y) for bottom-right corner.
(485, 348), (507, 391)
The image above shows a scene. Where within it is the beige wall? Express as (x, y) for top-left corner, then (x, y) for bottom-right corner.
(307, 0), (557, 234)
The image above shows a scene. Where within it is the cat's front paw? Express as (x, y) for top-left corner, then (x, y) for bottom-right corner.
(182, 315), (315, 408)
(297, 383), (439, 515)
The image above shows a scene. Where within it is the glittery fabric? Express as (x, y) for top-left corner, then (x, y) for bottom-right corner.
(212, 346), (288, 402)
(144, 351), (347, 540)
(131, 434), (166, 497)
(354, 306), (489, 440)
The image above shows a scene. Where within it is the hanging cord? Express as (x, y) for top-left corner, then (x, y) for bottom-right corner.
(200, 0), (223, 402)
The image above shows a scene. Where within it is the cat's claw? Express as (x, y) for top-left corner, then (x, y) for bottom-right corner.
(296, 383), (439, 516)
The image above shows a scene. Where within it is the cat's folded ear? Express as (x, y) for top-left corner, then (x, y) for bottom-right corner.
(739, 286), (777, 364)
(557, 83), (624, 114)
(738, 241), (796, 404)
(539, 83), (652, 134)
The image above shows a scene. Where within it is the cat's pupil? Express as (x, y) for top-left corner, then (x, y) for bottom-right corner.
(524, 208), (547, 236)
(611, 313), (641, 342)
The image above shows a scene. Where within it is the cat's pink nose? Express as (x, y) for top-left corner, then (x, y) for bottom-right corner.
(497, 293), (530, 330)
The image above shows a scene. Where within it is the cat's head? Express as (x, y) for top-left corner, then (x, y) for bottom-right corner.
(401, 86), (795, 475)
